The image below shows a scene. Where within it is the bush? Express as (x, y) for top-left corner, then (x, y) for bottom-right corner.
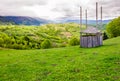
(60, 42), (68, 47)
(106, 17), (120, 38)
(0, 38), (4, 46)
(4, 37), (11, 44)
(11, 39), (16, 44)
(32, 43), (38, 49)
(69, 37), (79, 46)
(24, 36), (30, 42)
(103, 31), (108, 40)
(28, 42), (33, 48)
(41, 39), (51, 49)
(13, 43), (23, 49)
(6, 44), (13, 48)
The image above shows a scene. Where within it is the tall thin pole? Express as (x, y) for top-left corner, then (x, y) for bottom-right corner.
(80, 6), (82, 47)
(80, 6), (82, 33)
(86, 9), (87, 28)
(96, 2), (98, 27)
(101, 6), (102, 28)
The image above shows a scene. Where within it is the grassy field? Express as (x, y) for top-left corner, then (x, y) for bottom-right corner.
(0, 37), (120, 81)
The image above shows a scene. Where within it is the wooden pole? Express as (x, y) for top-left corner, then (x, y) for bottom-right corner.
(80, 6), (82, 34)
(96, 2), (98, 27)
(86, 9), (87, 28)
(80, 6), (82, 47)
(101, 6), (102, 28)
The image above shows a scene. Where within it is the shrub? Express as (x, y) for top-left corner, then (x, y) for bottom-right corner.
(13, 43), (22, 49)
(6, 44), (13, 48)
(11, 39), (16, 44)
(60, 42), (68, 47)
(69, 37), (79, 46)
(37, 43), (41, 49)
(22, 45), (27, 49)
(22, 41), (27, 45)
(4, 37), (11, 44)
(24, 36), (30, 42)
(28, 42), (33, 48)
(52, 43), (59, 48)
(103, 31), (108, 40)
(106, 17), (120, 38)
(41, 39), (51, 49)
(31, 43), (38, 49)
(0, 38), (4, 46)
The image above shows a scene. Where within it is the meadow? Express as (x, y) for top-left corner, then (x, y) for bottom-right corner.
(0, 37), (120, 81)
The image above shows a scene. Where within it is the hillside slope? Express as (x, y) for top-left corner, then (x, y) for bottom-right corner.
(0, 23), (82, 49)
(0, 37), (120, 81)
(54, 17), (111, 25)
(0, 16), (49, 25)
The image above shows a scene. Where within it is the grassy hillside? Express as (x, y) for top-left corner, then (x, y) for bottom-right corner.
(0, 37), (120, 81)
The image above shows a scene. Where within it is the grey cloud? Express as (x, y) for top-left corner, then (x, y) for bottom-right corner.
(52, 3), (79, 17)
(80, 0), (120, 19)
(0, 0), (48, 17)
(1, 0), (47, 6)
(0, 0), (120, 19)
(38, 0), (120, 19)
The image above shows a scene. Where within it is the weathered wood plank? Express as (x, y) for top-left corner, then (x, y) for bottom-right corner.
(80, 34), (103, 48)
(80, 36), (83, 47)
(85, 37), (87, 48)
(88, 36), (93, 47)
(100, 35), (103, 45)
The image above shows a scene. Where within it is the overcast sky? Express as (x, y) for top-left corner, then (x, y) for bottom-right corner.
(0, 0), (120, 20)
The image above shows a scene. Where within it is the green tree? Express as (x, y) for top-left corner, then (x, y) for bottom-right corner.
(0, 38), (4, 47)
(106, 17), (120, 38)
(69, 36), (79, 46)
(41, 39), (51, 49)
(103, 31), (108, 40)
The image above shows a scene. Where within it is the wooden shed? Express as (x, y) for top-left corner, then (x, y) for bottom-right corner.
(80, 27), (103, 48)
(80, 2), (103, 48)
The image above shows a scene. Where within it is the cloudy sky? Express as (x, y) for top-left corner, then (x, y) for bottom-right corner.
(0, 0), (120, 20)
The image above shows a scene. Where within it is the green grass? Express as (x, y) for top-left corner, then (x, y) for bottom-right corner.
(0, 37), (120, 81)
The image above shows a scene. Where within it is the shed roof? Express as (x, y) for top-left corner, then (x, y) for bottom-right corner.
(81, 26), (101, 34)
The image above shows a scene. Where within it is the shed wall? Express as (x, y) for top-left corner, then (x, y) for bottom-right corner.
(80, 35), (102, 48)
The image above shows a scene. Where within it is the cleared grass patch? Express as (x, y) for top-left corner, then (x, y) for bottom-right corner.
(0, 37), (120, 81)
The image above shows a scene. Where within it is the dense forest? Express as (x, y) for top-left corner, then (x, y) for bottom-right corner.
(0, 23), (86, 49)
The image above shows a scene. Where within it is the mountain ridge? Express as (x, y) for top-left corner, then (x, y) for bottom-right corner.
(0, 16), (50, 25)
(0, 16), (112, 25)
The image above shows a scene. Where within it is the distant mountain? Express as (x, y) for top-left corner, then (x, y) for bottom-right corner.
(53, 17), (112, 25)
(0, 16), (112, 26)
(66, 20), (111, 24)
(0, 16), (50, 25)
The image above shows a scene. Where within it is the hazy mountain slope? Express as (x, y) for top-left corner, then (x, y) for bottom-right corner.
(0, 16), (49, 25)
